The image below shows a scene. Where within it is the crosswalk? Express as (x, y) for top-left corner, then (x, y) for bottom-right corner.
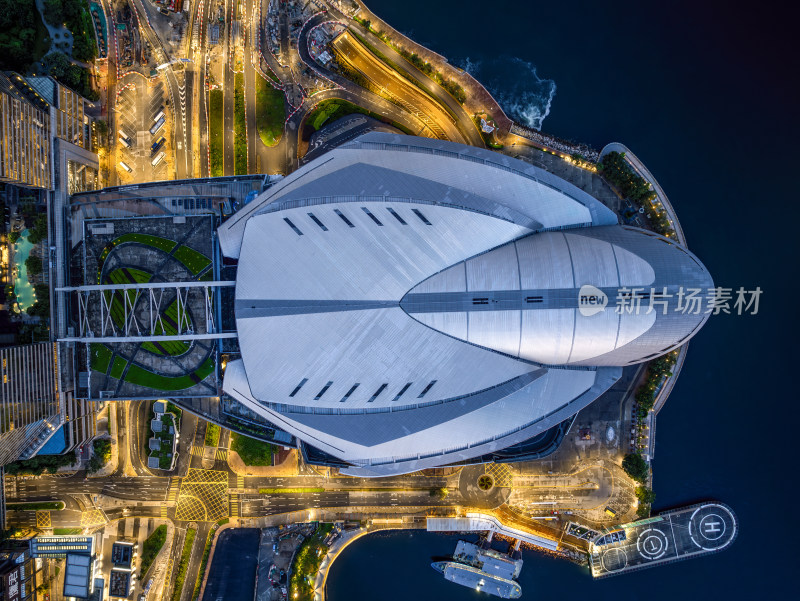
(230, 494), (239, 518)
(215, 449), (228, 461)
(237, 474), (244, 488)
(166, 478), (180, 504)
(190, 445), (204, 457)
(160, 505), (168, 518)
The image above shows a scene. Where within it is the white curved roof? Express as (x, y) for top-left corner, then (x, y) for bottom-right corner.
(221, 133), (713, 474)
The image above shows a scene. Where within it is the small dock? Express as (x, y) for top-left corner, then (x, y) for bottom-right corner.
(589, 503), (737, 578)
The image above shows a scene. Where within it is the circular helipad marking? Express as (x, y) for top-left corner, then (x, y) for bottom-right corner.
(689, 504), (737, 551)
(600, 548), (627, 572)
(636, 528), (669, 560)
(698, 513), (726, 540)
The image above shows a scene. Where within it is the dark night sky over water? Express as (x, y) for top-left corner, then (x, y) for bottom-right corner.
(326, 1), (800, 599)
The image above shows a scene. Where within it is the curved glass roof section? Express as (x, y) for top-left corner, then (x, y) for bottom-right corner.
(220, 133), (714, 475)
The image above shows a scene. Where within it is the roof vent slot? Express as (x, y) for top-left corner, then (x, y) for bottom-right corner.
(472, 298), (489, 305)
(289, 378), (308, 397)
(314, 381), (333, 400)
(361, 207), (383, 226)
(525, 296), (543, 303)
(368, 383), (388, 402)
(412, 208), (432, 225)
(387, 207), (407, 225)
(392, 382), (413, 402)
(283, 217), (303, 236)
(339, 383), (360, 402)
(417, 380), (437, 398)
(334, 209), (355, 228)
(308, 213), (328, 231)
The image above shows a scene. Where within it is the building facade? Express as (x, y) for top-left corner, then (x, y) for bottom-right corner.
(0, 73), (51, 189)
(0, 72), (98, 192)
(0, 343), (61, 466)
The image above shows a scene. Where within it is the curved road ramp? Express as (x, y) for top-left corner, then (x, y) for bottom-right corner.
(589, 503), (737, 578)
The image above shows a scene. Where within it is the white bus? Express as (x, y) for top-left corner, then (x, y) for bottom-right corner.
(150, 117), (165, 135)
(119, 161), (133, 173)
(151, 151), (166, 167)
(117, 129), (128, 138)
(118, 136), (132, 148)
(153, 110), (165, 123)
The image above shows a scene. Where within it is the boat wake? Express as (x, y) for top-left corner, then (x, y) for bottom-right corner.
(461, 56), (556, 130)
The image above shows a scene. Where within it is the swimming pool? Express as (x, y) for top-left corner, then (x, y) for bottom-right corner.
(13, 229), (37, 311)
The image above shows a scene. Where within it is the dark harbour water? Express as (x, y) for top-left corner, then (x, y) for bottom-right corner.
(327, 0), (799, 599)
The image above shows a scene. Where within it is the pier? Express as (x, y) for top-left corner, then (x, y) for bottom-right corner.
(589, 503), (737, 578)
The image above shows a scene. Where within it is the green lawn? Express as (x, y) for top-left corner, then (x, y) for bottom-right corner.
(113, 233), (177, 253)
(255, 76), (285, 147)
(234, 73), (247, 174)
(54, 528), (82, 535)
(174, 245), (211, 275)
(171, 527), (197, 601)
(204, 423), (221, 447)
(304, 99), (412, 135)
(91, 344), (112, 373)
(231, 433), (276, 466)
(209, 90), (224, 177)
(110, 356), (126, 380)
(139, 524), (167, 578)
(125, 358), (214, 391)
(141, 297), (191, 357)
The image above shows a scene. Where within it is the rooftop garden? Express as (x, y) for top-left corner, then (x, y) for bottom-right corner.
(148, 404), (180, 470)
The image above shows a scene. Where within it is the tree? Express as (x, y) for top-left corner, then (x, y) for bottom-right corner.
(27, 214), (48, 245)
(635, 486), (656, 518)
(87, 438), (112, 473)
(94, 118), (108, 137)
(41, 51), (98, 101)
(0, 0), (49, 72)
(25, 255), (43, 275)
(43, 0), (65, 25)
(622, 452), (649, 483)
(635, 486), (656, 505)
(8, 231), (20, 244)
(26, 285), (50, 319)
(5, 453), (76, 476)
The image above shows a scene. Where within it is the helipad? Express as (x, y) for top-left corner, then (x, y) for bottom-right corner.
(589, 503), (737, 578)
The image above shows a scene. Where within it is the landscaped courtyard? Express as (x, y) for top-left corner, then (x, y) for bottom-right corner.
(81, 215), (218, 399)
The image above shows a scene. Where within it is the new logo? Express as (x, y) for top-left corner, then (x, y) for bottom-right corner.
(578, 285), (608, 317)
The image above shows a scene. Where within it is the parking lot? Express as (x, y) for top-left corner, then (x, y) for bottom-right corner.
(116, 77), (172, 181)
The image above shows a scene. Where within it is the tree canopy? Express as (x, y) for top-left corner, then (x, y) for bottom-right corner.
(599, 151), (656, 203)
(0, 0), (50, 72)
(622, 452), (649, 483)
